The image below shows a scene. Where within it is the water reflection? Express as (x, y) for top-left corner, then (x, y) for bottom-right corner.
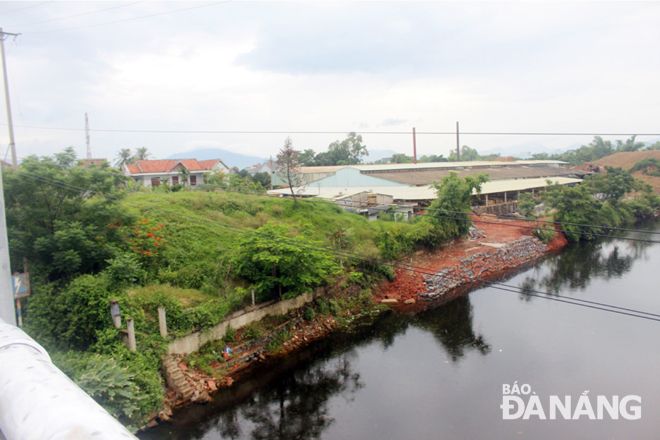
(142, 223), (660, 440)
(142, 295), (488, 440)
(520, 235), (654, 296)
(413, 296), (491, 361)
(239, 357), (362, 440)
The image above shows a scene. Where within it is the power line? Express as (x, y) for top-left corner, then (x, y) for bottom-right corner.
(2, 123), (660, 137)
(25, 1), (231, 35)
(0, 1), (51, 15)
(16, 171), (660, 323)
(12, 1), (144, 27)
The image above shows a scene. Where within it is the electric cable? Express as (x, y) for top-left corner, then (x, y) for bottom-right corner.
(25, 1), (231, 35)
(2, 123), (660, 137)
(12, 2), (144, 27)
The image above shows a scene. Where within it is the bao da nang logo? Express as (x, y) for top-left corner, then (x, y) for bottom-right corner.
(501, 382), (641, 420)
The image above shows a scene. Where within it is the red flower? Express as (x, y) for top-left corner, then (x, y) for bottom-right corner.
(154, 242), (159, 246)
(142, 219), (149, 223)
(159, 224), (164, 228)
(146, 251), (152, 256)
(134, 247), (138, 251)
(157, 237), (161, 241)
(147, 232), (153, 238)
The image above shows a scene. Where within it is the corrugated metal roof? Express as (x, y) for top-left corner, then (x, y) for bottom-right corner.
(364, 165), (586, 186)
(266, 177), (582, 201)
(296, 160), (566, 175)
(478, 177), (582, 195)
(351, 160), (566, 171)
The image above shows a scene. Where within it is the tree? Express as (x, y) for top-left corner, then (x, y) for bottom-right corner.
(276, 137), (304, 205)
(615, 135), (644, 153)
(252, 171), (271, 188)
(115, 148), (133, 168)
(448, 145), (481, 161)
(427, 172), (489, 239)
(133, 147), (150, 161)
(585, 166), (635, 204)
(419, 154), (448, 163)
(542, 183), (604, 241)
(313, 132), (368, 166)
(298, 149), (317, 166)
(390, 154), (414, 164)
(4, 150), (129, 281)
(234, 223), (340, 301)
(54, 146), (78, 168)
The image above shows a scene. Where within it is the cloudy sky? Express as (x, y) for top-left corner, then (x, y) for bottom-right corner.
(0, 1), (658, 166)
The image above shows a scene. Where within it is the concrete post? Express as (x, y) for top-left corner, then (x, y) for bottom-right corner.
(0, 165), (15, 326)
(251, 289), (255, 306)
(126, 318), (136, 351)
(158, 306), (167, 338)
(110, 299), (121, 328)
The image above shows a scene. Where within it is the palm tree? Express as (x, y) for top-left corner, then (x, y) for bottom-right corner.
(115, 148), (132, 168)
(134, 147), (150, 161)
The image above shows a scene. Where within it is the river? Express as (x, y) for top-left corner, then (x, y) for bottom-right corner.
(140, 223), (660, 440)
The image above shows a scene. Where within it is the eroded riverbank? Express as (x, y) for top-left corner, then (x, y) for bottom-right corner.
(144, 216), (567, 432)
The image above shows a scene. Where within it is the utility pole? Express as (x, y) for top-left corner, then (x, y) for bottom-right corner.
(269, 155), (274, 190)
(412, 127), (417, 164)
(0, 29), (19, 171)
(85, 112), (91, 159)
(0, 164), (16, 326)
(456, 121), (460, 161)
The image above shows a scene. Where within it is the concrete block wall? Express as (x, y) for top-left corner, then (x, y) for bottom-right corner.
(168, 290), (322, 355)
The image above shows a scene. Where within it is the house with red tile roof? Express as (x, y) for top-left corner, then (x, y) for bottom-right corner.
(123, 158), (229, 187)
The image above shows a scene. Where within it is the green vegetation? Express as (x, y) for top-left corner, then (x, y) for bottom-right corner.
(6, 147), (494, 430)
(530, 135), (647, 166)
(630, 158), (660, 177)
(519, 167), (660, 241)
(376, 146), (500, 164)
(299, 132), (368, 166)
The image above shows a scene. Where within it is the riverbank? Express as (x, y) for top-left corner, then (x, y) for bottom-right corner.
(144, 216), (568, 431)
(375, 215), (567, 306)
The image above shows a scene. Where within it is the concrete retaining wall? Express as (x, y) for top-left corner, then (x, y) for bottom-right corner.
(476, 201), (519, 216)
(168, 290), (322, 355)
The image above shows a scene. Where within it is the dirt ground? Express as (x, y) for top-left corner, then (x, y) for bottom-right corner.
(375, 214), (567, 304)
(578, 151), (660, 193)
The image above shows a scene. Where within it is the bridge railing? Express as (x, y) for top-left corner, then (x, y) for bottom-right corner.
(0, 318), (138, 440)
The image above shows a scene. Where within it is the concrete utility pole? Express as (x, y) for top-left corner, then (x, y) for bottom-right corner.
(85, 112), (91, 159)
(0, 29), (19, 171)
(0, 164), (15, 326)
(412, 127), (417, 164)
(456, 121), (460, 161)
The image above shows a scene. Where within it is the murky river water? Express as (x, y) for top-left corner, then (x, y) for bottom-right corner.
(140, 224), (660, 440)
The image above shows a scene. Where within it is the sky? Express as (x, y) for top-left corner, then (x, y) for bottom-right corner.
(0, 1), (659, 167)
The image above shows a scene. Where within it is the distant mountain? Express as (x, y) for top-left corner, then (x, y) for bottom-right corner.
(363, 149), (400, 163)
(167, 148), (268, 169)
(480, 142), (576, 159)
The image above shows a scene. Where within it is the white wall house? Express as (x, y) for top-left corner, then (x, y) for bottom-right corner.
(123, 159), (229, 188)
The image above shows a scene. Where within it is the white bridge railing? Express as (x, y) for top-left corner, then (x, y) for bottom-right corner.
(0, 318), (138, 440)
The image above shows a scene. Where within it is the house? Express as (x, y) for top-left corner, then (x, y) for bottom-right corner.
(246, 161), (274, 176)
(80, 158), (108, 168)
(123, 158), (229, 187)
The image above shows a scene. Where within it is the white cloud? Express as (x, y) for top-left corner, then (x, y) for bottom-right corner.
(0, 1), (656, 165)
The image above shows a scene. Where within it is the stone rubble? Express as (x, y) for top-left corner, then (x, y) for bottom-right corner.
(420, 237), (547, 299)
